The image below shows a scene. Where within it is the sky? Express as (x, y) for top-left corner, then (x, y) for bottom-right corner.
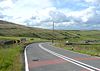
(0, 0), (100, 30)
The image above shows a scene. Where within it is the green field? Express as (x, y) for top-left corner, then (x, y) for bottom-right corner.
(54, 30), (100, 56)
(0, 20), (100, 71)
(0, 20), (91, 40)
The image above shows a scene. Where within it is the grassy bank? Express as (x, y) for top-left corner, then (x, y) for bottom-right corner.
(0, 36), (49, 71)
(55, 41), (100, 57)
(0, 44), (23, 71)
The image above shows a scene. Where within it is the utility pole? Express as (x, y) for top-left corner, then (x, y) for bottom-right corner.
(52, 21), (54, 44)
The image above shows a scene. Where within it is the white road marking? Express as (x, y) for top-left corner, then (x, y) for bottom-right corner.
(24, 45), (29, 71)
(48, 44), (91, 57)
(39, 43), (100, 71)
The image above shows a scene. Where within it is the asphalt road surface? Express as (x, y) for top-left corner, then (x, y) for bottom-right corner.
(26, 42), (100, 71)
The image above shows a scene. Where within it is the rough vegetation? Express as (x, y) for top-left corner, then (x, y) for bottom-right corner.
(0, 20), (100, 71)
(0, 20), (89, 39)
(0, 44), (24, 71)
(54, 31), (100, 56)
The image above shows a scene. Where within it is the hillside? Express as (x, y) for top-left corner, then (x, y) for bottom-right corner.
(0, 20), (74, 39)
(0, 20), (100, 41)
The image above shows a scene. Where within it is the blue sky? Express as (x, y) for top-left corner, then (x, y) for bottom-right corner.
(0, 0), (100, 30)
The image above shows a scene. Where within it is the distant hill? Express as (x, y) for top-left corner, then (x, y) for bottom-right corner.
(0, 20), (100, 41)
(0, 20), (66, 39)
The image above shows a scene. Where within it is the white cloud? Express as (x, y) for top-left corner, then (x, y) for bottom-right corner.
(73, 6), (95, 22)
(0, 0), (53, 23)
(0, 0), (14, 9)
(0, 0), (100, 30)
(84, 0), (100, 6)
(85, 0), (100, 3)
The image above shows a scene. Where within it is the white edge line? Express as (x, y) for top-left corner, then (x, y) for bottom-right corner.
(49, 44), (91, 57)
(48, 43), (100, 70)
(24, 45), (29, 71)
(39, 43), (100, 71)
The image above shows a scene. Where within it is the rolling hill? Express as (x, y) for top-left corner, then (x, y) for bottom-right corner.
(0, 20), (100, 41)
(0, 20), (76, 40)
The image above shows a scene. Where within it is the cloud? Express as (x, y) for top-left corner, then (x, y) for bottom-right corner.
(51, 0), (89, 11)
(68, 6), (95, 22)
(0, 0), (100, 30)
(0, 0), (52, 18)
(0, 0), (14, 9)
(24, 8), (71, 28)
(49, 10), (70, 23)
(85, 0), (100, 4)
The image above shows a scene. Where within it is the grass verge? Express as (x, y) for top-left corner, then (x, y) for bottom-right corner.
(0, 36), (49, 71)
(55, 41), (100, 57)
(0, 44), (24, 71)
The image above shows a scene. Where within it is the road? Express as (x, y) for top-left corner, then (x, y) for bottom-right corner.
(25, 42), (100, 71)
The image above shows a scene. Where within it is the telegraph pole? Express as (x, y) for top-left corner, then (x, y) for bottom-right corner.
(52, 21), (54, 43)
